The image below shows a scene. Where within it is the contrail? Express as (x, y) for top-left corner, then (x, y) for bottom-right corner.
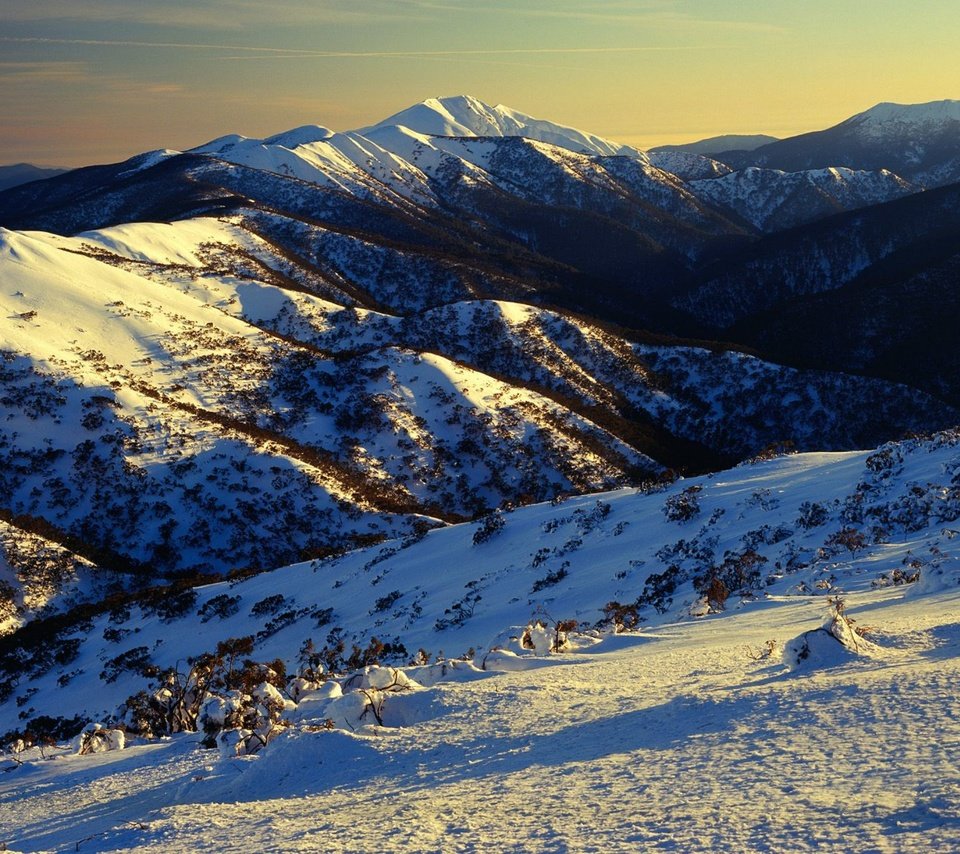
(0, 36), (314, 53)
(0, 36), (715, 58)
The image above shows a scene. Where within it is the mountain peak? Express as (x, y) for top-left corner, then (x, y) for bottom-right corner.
(263, 124), (335, 148)
(364, 94), (646, 160)
(851, 99), (960, 128)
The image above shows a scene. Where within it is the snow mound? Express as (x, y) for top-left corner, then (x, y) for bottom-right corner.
(405, 659), (488, 687)
(73, 723), (125, 754)
(783, 605), (883, 671)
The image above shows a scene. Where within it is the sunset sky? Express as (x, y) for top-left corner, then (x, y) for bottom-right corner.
(2, 0), (959, 167)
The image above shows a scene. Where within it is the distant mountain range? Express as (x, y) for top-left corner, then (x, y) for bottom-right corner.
(711, 100), (960, 186)
(649, 133), (779, 156)
(0, 163), (68, 192)
(1, 94), (959, 620)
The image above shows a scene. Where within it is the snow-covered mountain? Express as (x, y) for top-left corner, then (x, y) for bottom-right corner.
(688, 165), (915, 231)
(647, 149), (733, 181)
(363, 94), (645, 159)
(1, 95), (960, 852)
(2, 216), (950, 629)
(714, 99), (960, 187)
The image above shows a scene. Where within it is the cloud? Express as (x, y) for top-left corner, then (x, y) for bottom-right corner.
(0, 0), (433, 28)
(0, 37), (721, 60)
(385, 0), (786, 32)
(0, 61), (91, 82)
(143, 84), (186, 95)
(0, 0), (785, 33)
(0, 36), (310, 54)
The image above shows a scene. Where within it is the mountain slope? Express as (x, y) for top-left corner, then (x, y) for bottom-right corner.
(0, 132), (749, 333)
(0, 163), (70, 193)
(649, 133), (779, 156)
(688, 166), (915, 231)
(0, 213), (953, 624)
(675, 178), (960, 333)
(714, 100), (960, 187)
(728, 247), (960, 405)
(2, 427), (959, 744)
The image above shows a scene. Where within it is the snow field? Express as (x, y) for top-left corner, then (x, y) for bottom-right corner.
(3, 585), (960, 852)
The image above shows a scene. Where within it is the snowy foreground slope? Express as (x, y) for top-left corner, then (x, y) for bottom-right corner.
(2, 432), (960, 851)
(2, 580), (959, 851)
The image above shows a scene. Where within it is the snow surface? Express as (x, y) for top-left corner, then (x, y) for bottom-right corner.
(3, 583), (960, 852)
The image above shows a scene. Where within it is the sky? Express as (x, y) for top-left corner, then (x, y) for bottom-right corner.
(1, 0), (959, 167)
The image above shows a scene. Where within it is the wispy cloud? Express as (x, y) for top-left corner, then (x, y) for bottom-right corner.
(0, 0), (785, 33)
(1, 36), (722, 60)
(0, 61), (91, 82)
(389, 0), (786, 33)
(0, 0), (434, 28)
(0, 36), (316, 54)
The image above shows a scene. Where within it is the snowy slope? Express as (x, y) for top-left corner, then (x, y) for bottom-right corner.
(2, 431), (960, 851)
(647, 149), (733, 181)
(689, 165), (916, 231)
(0, 213), (953, 625)
(851, 99), (960, 136)
(3, 428), (959, 738)
(0, 219), (670, 605)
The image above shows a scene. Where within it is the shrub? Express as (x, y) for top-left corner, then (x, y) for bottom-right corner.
(531, 563), (569, 593)
(601, 600), (641, 632)
(639, 564), (682, 614)
(472, 510), (505, 545)
(250, 594), (289, 618)
(372, 590), (402, 613)
(144, 588), (198, 623)
(197, 593), (241, 622)
(824, 527), (868, 556)
(100, 646), (159, 684)
(663, 486), (702, 523)
(434, 584), (482, 631)
(312, 606), (334, 628)
(797, 501), (829, 529)
(700, 576), (729, 612)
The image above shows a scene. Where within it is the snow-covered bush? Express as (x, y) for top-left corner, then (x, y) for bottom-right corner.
(796, 501), (829, 530)
(472, 510), (505, 545)
(74, 723), (125, 755)
(201, 680), (293, 755)
(340, 665), (418, 694)
(324, 689), (385, 731)
(782, 598), (880, 670)
(663, 485), (702, 523)
(197, 593), (241, 622)
(601, 600), (641, 632)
